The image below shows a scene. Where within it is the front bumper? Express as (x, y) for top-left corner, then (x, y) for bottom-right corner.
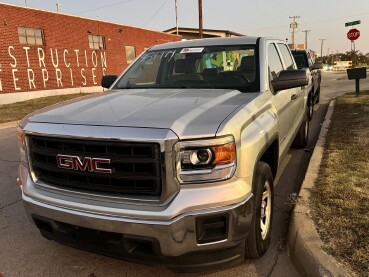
(23, 192), (253, 272)
(18, 126), (254, 272)
(19, 121), (255, 271)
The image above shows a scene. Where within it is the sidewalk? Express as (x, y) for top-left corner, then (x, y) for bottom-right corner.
(287, 100), (350, 276)
(0, 121), (19, 130)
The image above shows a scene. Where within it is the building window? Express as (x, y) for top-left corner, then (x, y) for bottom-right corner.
(125, 46), (136, 64)
(18, 27), (44, 46)
(88, 34), (105, 50)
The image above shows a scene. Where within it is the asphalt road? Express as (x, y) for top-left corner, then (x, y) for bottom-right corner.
(0, 71), (367, 277)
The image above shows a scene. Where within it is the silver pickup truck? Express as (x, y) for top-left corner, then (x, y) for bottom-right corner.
(17, 37), (308, 272)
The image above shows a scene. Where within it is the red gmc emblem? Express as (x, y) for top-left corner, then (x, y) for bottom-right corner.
(56, 154), (112, 174)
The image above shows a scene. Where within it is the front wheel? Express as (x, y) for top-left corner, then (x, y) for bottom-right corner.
(245, 162), (274, 258)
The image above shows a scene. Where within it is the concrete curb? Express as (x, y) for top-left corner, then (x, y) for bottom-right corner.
(0, 121), (19, 130)
(287, 100), (351, 277)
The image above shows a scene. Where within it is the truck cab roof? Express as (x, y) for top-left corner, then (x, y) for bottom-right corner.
(150, 36), (281, 51)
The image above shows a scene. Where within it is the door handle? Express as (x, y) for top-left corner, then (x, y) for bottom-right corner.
(291, 94), (297, 100)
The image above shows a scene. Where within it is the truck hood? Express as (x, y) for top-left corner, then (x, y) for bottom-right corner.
(28, 89), (257, 138)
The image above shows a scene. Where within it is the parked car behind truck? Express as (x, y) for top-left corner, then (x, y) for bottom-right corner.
(291, 49), (323, 120)
(17, 37), (309, 272)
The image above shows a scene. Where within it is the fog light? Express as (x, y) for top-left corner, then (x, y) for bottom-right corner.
(196, 214), (229, 244)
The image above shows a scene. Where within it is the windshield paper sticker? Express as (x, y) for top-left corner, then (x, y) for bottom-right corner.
(180, 47), (204, 53)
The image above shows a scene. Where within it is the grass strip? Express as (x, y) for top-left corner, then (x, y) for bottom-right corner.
(0, 93), (89, 124)
(311, 91), (369, 276)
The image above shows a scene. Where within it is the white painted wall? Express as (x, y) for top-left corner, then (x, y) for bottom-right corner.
(0, 86), (105, 105)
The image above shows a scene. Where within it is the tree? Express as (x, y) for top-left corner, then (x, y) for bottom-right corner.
(317, 51), (368, 66)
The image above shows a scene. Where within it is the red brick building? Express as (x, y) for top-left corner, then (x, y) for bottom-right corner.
(0, 3), (179, 103)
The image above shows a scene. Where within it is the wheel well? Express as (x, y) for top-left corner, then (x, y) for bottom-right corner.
(259, 139), (279, 178)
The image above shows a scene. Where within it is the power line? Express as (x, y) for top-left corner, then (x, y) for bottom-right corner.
(274, 0), (289, 11)
(248, 0), (279, 22)
(299, 12), (369, 26)
(143, 0), (169, 27)
(269, 0), (289, 17)
(74, 0), (136, 15)
(241, 11), (369, 32)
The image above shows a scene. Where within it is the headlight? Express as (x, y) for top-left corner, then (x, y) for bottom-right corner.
(17, 126), (28, 164)
(175, 136), (236, 183)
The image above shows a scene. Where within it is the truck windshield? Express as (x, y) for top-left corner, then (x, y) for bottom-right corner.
(114, 45), (259, 92)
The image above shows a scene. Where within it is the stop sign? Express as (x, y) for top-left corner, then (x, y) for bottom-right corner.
(347, 28), (360, 41)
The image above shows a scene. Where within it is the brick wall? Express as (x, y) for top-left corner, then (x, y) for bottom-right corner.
(0, 3), (180, 94)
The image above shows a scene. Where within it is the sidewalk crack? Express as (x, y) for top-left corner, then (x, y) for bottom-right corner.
(0, 199), (21, 210)
(267, 250), (282, 277)
(0, 159), (19, 163)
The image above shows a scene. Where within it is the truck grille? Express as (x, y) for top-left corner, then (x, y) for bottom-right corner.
(28, 135), (162, 197)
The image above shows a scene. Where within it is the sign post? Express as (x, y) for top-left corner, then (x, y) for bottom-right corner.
(347, 28), (360, 68)
(346, 25), (364, 96)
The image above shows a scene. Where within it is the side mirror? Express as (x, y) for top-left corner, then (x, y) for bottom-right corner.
(101, 75), (118, 89)
(311, 62), (323, 70)
(272, 69), (308, 91)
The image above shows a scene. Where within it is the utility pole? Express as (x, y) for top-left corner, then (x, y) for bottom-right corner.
(289, 16), (300, 49)
(331, 51), (334, 65)
(302, 30), (311, 49)
(198, 0), (203, 38)
(175, 0), (178, 35)
(319, 38), (325, 61)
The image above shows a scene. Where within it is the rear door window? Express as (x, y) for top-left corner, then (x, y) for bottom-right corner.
(268, 43), (284, 81)
(277, 43), (296, 70)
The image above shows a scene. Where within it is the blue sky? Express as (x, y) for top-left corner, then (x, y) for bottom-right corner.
(2, 0), (369, 54)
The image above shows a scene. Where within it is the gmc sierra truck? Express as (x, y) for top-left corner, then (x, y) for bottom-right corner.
(17, 37), (309, 272)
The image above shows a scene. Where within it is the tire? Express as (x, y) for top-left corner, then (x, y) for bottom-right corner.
(292, 112), (309, 148)
(245, 161), (274, 258)
(314, 85), (320, 104)
(307, 93), (314, 121)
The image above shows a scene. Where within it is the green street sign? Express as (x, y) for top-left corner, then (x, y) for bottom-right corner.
(345, 20), (361, 27)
